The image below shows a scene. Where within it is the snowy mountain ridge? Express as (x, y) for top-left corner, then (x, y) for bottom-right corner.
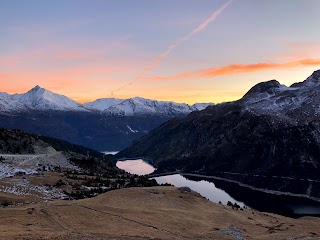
(0, 85), (86, 112)
(103, 97), (198, 116)
(0, 86), (213, 116)
(83, 98), (124, 111)
(241, 70), (320, 122)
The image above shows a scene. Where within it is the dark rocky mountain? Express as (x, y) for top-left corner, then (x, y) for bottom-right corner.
(0, 111), (172, 151)
(0, 127), (105, 159)
(0, 127), (115, 173)
(117, 70), (320, 198)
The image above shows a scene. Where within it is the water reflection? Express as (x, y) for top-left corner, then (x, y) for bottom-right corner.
(116, 159), (155, 175)
(291, 205), (320, 215)
(116, 159), (320, 217)
(116, 159), (245, 207)
(155, 174), (246, 207)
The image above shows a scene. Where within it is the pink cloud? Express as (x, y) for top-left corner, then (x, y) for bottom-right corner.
(144, 59), (320, 81)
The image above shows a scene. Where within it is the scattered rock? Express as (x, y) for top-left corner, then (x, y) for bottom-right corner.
(178, 187), (191, 193)
(146, 189), (159, 194)
(216, 225), (244, 240)
(27, 208), (35, 215)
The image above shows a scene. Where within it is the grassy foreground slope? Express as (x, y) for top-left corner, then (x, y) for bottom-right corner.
(0, 186), (319, 240)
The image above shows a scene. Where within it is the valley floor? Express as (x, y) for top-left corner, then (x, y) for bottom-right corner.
(0, 186), (319, 240)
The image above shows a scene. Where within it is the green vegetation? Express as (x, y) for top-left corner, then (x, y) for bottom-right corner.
(62, 161), (159, 200)
(0, 128), (39, 154)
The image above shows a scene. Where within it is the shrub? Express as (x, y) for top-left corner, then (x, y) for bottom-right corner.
(2, 201), (10, 207)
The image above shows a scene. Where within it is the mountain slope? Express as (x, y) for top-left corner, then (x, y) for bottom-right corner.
(192, 102), (213, 111)
(0, 111), (168, 151)
(0, 127), (105, 158)
(117, 70), (320, 198)
(1, 186), (319, 240)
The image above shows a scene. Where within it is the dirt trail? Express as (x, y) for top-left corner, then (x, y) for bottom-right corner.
(0, 152), (75, 169)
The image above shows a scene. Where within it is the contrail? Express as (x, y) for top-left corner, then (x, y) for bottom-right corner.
(111, 0), (233, 96)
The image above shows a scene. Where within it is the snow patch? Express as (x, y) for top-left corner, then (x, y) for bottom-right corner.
(127, 125), (138, 133)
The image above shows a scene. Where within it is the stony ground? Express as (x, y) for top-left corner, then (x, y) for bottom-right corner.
(0, 152), (77, 179)
(0, 152), (78, 203)
(0, 186), (319, 240)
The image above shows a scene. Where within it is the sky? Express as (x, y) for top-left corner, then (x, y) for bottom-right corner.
(1, 0), (320, 104)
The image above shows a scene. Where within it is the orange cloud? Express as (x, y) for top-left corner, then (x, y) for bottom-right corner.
(145, 59), (320, 81)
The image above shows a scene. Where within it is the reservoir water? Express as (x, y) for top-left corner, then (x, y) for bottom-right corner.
(116, 159), (245, 208)
(116, 159), (320, 217)
(116, 159), (155, 176)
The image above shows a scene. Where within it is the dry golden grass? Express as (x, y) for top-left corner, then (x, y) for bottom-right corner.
(0, 186), (319, 240)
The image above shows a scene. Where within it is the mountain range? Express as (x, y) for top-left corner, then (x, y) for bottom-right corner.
(117, 70), (320, 198)
(0, 85), (212, 116)
(0, 86), (212, 151)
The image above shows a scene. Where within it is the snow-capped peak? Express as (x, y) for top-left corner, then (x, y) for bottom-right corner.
(239, 69), (320, 122)
(30, 85), (42, 91)
(0, 86), (213, 115)
(242, 80), (285, 99)
(1, 86), (87, 112)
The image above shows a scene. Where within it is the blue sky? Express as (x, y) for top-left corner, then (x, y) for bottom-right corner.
(1, 0), (320, 103)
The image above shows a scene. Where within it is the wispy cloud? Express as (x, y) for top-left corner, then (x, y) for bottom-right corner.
(0, 66), (121, 96)
(144, 59), (320, 81)
(274, 42), (320, 62)
(0, 39), (133, 69)
(289, 42), (320, 54)
(110, 0), (233, 95)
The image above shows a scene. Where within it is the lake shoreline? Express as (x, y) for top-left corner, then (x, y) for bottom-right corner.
(117, 159), (320, 217)
(148, 171), (320, 203)
(182, 173), (320, 203)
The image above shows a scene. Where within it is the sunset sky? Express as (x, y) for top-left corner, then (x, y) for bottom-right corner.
(1, 0), (320, 104)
